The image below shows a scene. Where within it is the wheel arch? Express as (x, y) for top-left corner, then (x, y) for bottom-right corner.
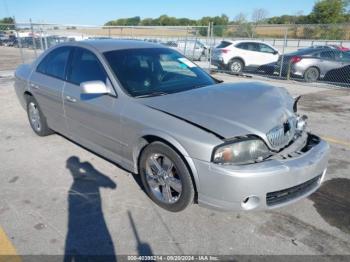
(133, 133), (199, 200)
(304, 66), (321, 80)
(24, 91), (33, 100)
(229, 56), (245, 66)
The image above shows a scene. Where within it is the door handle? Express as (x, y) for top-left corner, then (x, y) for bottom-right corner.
(30, 83), (39, 89)
(65, 95), (77, 103)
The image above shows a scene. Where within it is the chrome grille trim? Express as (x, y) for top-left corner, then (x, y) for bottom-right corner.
(267, 117), (297, 150)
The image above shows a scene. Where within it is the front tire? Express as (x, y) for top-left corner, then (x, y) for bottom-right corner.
(228, 59), (244, 74)
(26, 96), (53, 136)
(139, 142), (195, 212)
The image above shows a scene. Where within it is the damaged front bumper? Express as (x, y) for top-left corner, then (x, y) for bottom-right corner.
(194, 133), (330, 211)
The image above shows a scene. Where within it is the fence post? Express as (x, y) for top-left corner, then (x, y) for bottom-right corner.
(39, 25), (44, 51)
(192, 28), (198, 60)
(43, 25), (48, 50)
(14, 19), (25, 64)
(29, 19), (37, 58)
(183, 26), (189, 56)
(206, 23), (210, 69)
(208, 22), (214, 72)
(279, 27), (288, 78)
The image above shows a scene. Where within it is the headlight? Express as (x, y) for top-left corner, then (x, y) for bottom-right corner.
(212, 138), (271, 165)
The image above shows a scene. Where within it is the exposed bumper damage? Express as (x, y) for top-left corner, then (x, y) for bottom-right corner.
(195, 133), (329, 211)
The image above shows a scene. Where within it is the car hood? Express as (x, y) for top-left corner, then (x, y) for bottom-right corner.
(140, 82), (295, 140)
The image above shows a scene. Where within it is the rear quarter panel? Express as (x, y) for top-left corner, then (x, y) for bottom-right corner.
(318, 59), (345, 77)
(14, 64), (34, 109)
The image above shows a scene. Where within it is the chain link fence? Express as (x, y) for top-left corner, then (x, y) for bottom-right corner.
(1, 22), (349, 86)
(209, 24), (350, 87)
(1, 22), (211, 66)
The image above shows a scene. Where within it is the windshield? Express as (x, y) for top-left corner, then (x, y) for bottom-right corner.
(104, 48), (215, 97)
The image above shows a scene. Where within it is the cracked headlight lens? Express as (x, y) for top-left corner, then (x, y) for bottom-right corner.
(212, 138), (271, 165)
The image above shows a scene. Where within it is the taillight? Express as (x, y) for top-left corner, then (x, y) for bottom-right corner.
(221, 49), (229, 54)
(291, 56), (302, 64)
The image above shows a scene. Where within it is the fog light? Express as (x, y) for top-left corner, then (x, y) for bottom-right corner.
(241, 196), (260, 210)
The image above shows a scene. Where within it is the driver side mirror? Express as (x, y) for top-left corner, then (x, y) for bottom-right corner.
(273, 50), (279, 55)
(80, 81), (109, 95)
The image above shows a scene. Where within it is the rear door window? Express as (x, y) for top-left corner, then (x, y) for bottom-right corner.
(319, 51), (336, 60)
(67, 48), (108, 85)
(236, 42), (259, 52)
(236, 43), (247, 50)
(37, 47), (71, 79)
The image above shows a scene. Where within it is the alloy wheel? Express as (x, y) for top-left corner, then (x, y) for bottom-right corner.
(145, 153), (182, 204)
(305, 68), (319, 82)
(231, 61), (242, 73)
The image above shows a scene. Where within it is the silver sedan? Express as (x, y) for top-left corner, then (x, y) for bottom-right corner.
(14, 40), (329, 212)
(277, 48), (350, 82)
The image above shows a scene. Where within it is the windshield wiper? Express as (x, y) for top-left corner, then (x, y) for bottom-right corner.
(135, 91), (169, 98)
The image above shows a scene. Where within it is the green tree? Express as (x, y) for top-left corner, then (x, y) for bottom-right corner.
(105, 16), (140, 26)
(140, 18), (154, 26)
(0, 17), (15, 30)
(308, 0), (349, 23)
(0, 17), (15, 24)
(125, 16), (141, 26)
(158, 15), (172, 25)
(197, 14), (229, 36)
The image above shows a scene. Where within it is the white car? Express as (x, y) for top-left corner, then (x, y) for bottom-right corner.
(211, 40), (279, 73)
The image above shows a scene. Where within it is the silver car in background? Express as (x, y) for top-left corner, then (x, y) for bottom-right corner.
(14, 40), (329, 212)
(277, 48), (350, 82)
(168, 40), (208, 61)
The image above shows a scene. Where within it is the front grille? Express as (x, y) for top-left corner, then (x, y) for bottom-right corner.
(266, 175), (321, 206)
(267, 117), (297, 150)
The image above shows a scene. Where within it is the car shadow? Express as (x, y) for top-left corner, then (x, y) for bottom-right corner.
(63, 156), (117, 262)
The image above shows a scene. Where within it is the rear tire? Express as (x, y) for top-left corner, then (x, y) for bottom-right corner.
(228, 59), (244, 73)
(26, 95), (53, 136)
(139, 142), (195, 212)
(304, 67), (320, 82)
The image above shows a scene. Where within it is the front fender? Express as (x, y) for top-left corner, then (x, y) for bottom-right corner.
(131, 129), (200, 191)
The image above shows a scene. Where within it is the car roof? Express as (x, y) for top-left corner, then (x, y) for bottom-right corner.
(289, 48), (325, 56)
(58, 39), (165, 53)
(220, 39), (269, 45)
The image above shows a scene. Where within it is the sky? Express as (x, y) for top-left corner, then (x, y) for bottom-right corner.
(1, 0), (316, 25)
